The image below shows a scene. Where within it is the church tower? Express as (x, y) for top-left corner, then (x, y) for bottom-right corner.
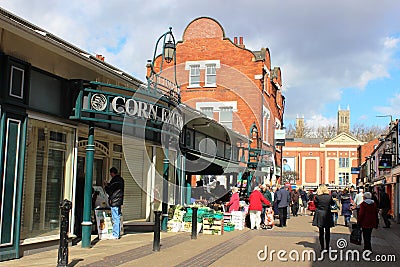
(295, 115), (305, 138)
(337, 105), (350, 134)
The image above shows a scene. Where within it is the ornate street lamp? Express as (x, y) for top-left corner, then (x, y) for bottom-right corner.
(163, 39), (175, 64)
(147, 27), (180, 103)
(146, 27), (180, 232)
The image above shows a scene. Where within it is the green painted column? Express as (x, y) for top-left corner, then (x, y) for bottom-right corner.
(186, 179), (191, 205)
(161, 149), (169, 231)
(247, 172), (253, 196)
(82, 124), (95, 248)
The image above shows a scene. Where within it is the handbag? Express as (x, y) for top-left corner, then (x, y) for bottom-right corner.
(350, 223), (362, 245)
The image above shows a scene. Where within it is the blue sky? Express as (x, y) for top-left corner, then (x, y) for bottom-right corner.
(1, 0), (400, 130)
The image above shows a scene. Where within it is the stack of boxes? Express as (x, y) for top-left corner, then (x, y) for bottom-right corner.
(230, 211), (245, 230)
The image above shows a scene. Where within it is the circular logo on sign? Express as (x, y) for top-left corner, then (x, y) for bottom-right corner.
(91, 94), (107, 111)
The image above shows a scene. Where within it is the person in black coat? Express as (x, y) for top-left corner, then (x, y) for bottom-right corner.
(104, 167), (124, 239)
(312, 184), (335, 251)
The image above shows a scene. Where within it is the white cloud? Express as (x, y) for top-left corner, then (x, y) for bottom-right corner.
(384, 37), (400, 49)
(357, 64), (390, 88)
(375, 93), (400, 117)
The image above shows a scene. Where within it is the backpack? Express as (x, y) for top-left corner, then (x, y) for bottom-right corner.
(331, 199), (339, 211)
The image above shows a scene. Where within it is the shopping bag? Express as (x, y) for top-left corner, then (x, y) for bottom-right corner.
(349, 223), (362, 245)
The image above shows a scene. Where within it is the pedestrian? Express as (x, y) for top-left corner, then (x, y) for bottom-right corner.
(260, 185), (272, 226)
(331, 196), (339, 226)
(379, 187), (391, 228)
(273, 185), (281, 216)
(340, 188), (352, 227)
(312, 184), (335, 251)
(357, 192), (379, 252)
(276, 185), (291, 227)
(104, 167), (124, 239)
(299, 187), (309, 215)
(226, 187), (240, 212)
(308, 190), (316, 216)
(353, 188), (364, 218)
(290, 188), (300, 216)
(248, 186), (270, 230)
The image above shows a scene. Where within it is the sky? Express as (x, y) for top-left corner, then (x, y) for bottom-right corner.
(2, 0), (400, 130)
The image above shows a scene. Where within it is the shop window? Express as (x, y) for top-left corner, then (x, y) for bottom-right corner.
(205, 64), (216, 86)
(21, 119), (75, 240)
(338, 172), (349, 185)
(189, 65), (200, 87)
(9, 66), (24, 98)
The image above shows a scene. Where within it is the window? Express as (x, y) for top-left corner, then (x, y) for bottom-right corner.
(200, 107), (213, 119)
(189, 65), (200, 87)
(219, 107), (233, 129)
(205, 64), (216, 86)
(21, 119), (75, 239)
(338, 172), (350, 185)
(10, 66), (25, 98)
(262, 108), (270, 143)
(339, 158), (349, 168)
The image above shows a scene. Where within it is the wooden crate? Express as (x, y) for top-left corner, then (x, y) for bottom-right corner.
(202, 219), (224, 235)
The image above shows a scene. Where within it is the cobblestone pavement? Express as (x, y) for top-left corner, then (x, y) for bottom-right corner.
(3, 215), (399, 267)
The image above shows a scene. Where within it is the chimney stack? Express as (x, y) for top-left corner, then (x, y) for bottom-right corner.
(96, 54), (105, 61)
(239, 37), (245, 48)
(234, 37), (238, 44)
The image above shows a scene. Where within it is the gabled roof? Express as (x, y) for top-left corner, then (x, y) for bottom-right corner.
(324, 132), (364, 145)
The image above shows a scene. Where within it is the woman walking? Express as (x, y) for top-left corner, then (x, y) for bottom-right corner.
(340, 189), (352, 227)
(226, 187), (240, 212)
(312, 184), (335, 251)
(249, 186), (270, 230)
(357, 192), (379, 252)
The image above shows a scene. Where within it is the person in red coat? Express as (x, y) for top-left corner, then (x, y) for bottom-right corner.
(249, 186), (271, 229)
(226, 187), (240, 212)
(357, 192), (379, 252)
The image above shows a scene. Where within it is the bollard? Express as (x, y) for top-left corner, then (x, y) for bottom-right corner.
(191, 207), (198, 239)
(153, 211), (162, 252)
(57, 199), (72, 267)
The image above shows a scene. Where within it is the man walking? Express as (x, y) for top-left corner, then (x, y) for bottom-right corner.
(276, 185), (291, 227)
(104, 167), (125, 239)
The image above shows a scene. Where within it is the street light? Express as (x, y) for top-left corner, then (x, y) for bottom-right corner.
(146, 27), (180, 232)
(147, 27), (179, 103)
(164, 39), (175, 63)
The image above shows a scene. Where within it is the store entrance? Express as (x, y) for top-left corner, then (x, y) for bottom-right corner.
(74, 155), (107, 237)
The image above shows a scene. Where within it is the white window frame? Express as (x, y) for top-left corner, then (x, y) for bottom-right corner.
(189, 64), (200, 87)
(219, 106), (233, 129)
(9, 66), (25, 99)
(205, 64), (216, 87)
(200, 107), (214, 119)
(339, 157), (349, 168)
(262, 107), (270, 144)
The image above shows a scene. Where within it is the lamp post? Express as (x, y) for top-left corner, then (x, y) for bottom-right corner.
(146, 27), (179, 232)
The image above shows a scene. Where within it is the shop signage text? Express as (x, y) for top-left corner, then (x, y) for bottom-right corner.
(91, 93), (183, 129)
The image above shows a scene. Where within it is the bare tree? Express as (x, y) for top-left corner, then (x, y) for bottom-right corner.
(351, 123), (386, 142)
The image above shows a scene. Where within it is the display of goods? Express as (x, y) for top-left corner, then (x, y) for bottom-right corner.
(224, 225), (235, 232)
(167, 219), (182, 232)
(213, 212), (224, 220)
(202, 218), (224, 235)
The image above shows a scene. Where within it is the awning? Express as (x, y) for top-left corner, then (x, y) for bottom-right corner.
(186, 151), (246, 175)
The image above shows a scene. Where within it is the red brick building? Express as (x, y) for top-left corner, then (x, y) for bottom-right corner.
(152, 17), (285, 185)
(283, 132), (366, 188)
